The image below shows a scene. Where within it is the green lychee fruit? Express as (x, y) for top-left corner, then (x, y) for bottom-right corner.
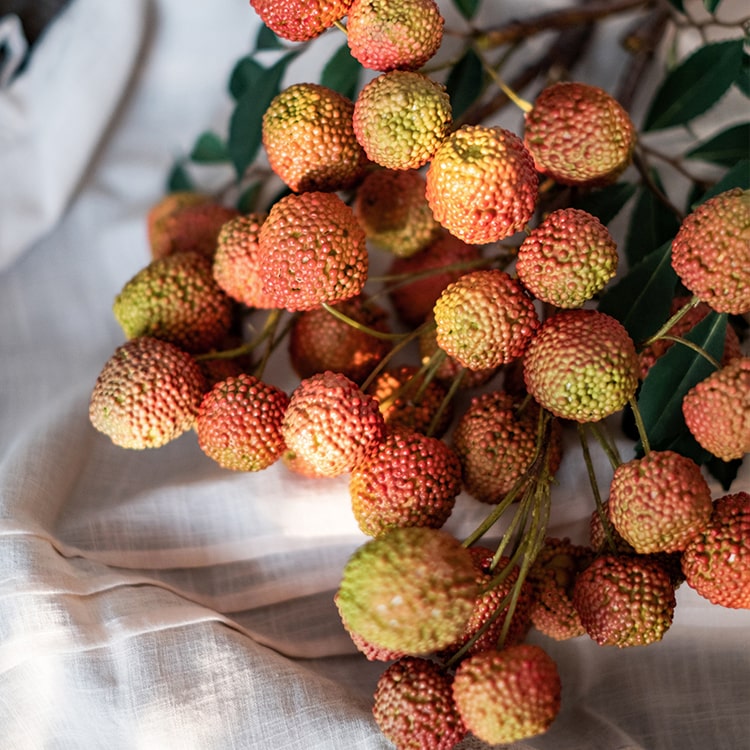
(249, 0), (353, 42)
(89, 337), (205, 449)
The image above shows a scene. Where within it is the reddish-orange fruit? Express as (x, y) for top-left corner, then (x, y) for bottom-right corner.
(523, 81), (636, 187)
(196, 374), (289, 471)
(249, 0), (353, 42)
(670, 188), (750, 315)
(113, 252), (234, 354)
(258, 192), (368, 311)
(282, 371), (386, 477)
(434, 269), (540, 371)
(89, 337), (205, 449)
(682, 492), (749, 609)
(452, 645), (561, 745)
(516, 208), (618, 307)
(523, 309), (640, 422)
(353, 71), (451, 171)
(354, 169), (441, 258)
(346, 0), (444, 72)
(572, 554), (676, 647)
(426, 125), (538, 244)
(682, 357), (750, 461)
(373, 657), (466, 750)
(212, 213), (276, 309)
(608, 450), (713, 554)
(288, 294), (392, 385)
(262, 83), (368, 193)
(349, 427), (462, 536)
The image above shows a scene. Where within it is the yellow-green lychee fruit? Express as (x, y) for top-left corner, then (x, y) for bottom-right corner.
(426, 125), (539, 245)
(516, 208), (618, 308)
(353, 71), (451, 171)
(523, 309), (640, 422)
(262, 83), (369, 193)
(670, 188), (750, 315)
(249, 0), (353, 42)
(336, 526), (478, 654)
(523, 81), (636, 187)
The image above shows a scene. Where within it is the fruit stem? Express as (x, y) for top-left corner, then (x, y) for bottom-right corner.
(640, 294), (701, 347)
(320, 302), (414, 341)
(253, 309), (290, 379)
(628, 395), (651, 455)
(427, 363), (464, 438)
(195, 308), (284, 362)
(332, 19), (347, 35)
(657, 335), (722, 370)
(474, 45), (533, 113)
(587, 422), (622, 471)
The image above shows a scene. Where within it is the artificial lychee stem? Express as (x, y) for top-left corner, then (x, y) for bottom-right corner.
(640, 294), (701, 347)
(628, 395), (651, 455)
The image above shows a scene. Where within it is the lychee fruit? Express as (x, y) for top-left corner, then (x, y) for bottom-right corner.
(433, 269), (540, 371)
(89, 337), (205, 449)
(196, 373), (289, 471)
(426, 125), (538, 244)
(249, 0), (353, 42)
(257, 191), (368, 311)
(262, 83), (368, 193)
(336, 526), (478, 654)
(670, 188), (750, 315)
(452, 644), (562, 745)
(523, 309), (640, 422)
(516, 208), (618, 308)
(682, 357), (750, 461)
(523, 81), (636, 187)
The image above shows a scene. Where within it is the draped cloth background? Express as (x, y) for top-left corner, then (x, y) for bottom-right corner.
(1, 1), (748, 747)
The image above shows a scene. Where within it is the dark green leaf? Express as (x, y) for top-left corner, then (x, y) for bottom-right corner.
(705, 455), (743, 491)
(572, 182), (637, 225)
(229, 56), (265, 101)
(665, 0), (685, 11)
(190, 131), (229, 163)
(636, 312), (727, 454)
(255, 24), (284, 51)
(453, 0), (481, 20)
(321, 43), (362, 100)
(736, 53), (750, 97)
(236, 182), (262, 214)
(166, 160), (194, 192)
(703, 0), (722, 12)
(624, 178), (681, 265)
(686, 123), (750, 167)
(693, 159), (750, 206)
(643, 39), (744, 131)
(445, 48), (484, 120)
(598, 241), (677, 344)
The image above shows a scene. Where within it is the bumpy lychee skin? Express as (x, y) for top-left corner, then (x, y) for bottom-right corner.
(349, 427), (462, 536)
(89, 337), (206, 450)
(670, 188), (750, 315)
(346, 0), (444, 72)
(148, 197), (240, 261)
(682, 492), (750, 609)
(682, 357), (750, 461)
(257, 192), (368, 311)
(288, 294), (392, 385)
(388, 232), (483, 327)
(373, 657), (466, 750)
(336, 526), (478, 654)
(249, 0), (352, 42)
(196, 374), (289, 472)
(354, 169), (441, 258)
(516, 208), (618, 308)
(426, 125), (539, 244)
(523, 309), (640, 423)
(213, 213), (276, 309)
(434, 269), (540, 371)
(113, 252), (234, 354)
(282, 371), (386, 478)
(452, 645), (562, 745)
(523, 81), (636, 187)
(572, 554), (676, 647)
(353, 71), (451, 171)
(262, 83), (368, 193)
(608, 450), (713, 554)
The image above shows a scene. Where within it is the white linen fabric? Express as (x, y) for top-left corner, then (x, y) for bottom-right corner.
(1, 1), (748, 748)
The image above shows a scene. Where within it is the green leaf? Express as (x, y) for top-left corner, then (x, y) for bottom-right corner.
(453, 0), (481, 20)
(703, 0), (722, 11)
(736, 53), (750, 97)
(236, 182), (262, 214)
(624, 178), (681, 265)
(190, 131), (229, 163)
(321, 43), (361, 100)
(445, 48), (484, 120)
(643, 39), (744, 131)
(598, 241), (678, 344)
(693, 159), (750, 206)
(229, 56), (265, 101)
(686, 123), (750, 167)
(705, 455), (743, 491)
(665, 0), (685, 11)
(255, 24), (284, 51)
(572, 182), (637, 225)
(636, 312), (727, 454)
(166, 160), (194, 192)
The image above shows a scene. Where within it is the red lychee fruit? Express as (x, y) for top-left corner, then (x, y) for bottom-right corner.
(249, 0), (353, 42)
